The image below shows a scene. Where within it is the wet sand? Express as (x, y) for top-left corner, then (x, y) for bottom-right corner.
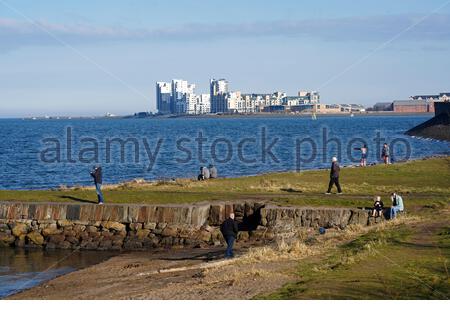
(8, 244), (295, 300)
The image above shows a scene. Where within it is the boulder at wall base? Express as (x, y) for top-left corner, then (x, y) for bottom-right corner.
(26, 231), (45, 245)
(48, 234), (66, 244)
(101, 221), (126, 232)
(12, 223), (29, 237)
(161, 226), (179, 237)
(0, 233), (16, 246)
(42, 226), (63, 237)
(136, 229), (150, 240)
(197, 230), (212, 243)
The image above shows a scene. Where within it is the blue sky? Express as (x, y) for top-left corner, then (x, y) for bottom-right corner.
(1, 0), (450, 117)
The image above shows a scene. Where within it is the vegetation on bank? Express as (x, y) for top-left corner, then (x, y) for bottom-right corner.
(0, 157), (448, 208)
(258, 207), (450, 299)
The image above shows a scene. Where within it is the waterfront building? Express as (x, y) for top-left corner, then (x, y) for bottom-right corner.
(298, 91), (320, 104)
(210, 79), (229, 113)
(282, 96), (308, 106)
(411, 92), (450, 102)
(393, 100), (434, 113)
(195, 94), (211, 114)
(372, 102), (393, 111)
(172, 79), (195, 114)
(156, 82), (172, 114)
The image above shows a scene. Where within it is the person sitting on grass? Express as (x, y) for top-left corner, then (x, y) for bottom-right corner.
(389, 192), (404, 219)
(198, 166), (210, 181)
(209, 164), (218, 179)
(372, 196), (384, 217)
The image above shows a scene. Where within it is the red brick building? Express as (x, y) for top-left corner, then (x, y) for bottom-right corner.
(392, 100), (434, 113)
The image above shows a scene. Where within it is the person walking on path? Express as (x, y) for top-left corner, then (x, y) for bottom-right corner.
(90, 166), (104, 204)
(355, 144), (368, 167)
(326, 157), (342, 194)
(389, 192), (404, 219)
(382, 143), (390, 165)
(220, 213), (239, 258)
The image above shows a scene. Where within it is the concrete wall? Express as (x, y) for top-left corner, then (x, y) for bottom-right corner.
(0, 201), (371, 251)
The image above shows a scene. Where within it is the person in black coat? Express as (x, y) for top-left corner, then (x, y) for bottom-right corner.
(220, 213), (239, 258)
(326, 157), (342, 194)
(90, 166), (104, 204)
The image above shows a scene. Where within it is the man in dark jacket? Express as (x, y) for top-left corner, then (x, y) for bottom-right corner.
(326, 157), (342, 194)
(90, 166), (104, 204)
(220, 213), (239, 258)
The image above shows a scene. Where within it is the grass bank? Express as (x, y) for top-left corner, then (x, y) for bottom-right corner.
(0, 157), (449, 208)
(258, 207), (450, 299)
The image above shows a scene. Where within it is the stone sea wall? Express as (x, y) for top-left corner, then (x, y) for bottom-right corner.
(0, 201), (371, 250)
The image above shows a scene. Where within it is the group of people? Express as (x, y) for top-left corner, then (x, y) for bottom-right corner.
(371, 193), (404, 219)
(198, 164), (218, 181)
(89, 153), (403, 259)
(326, 158), (405, 219)
(354, 143), (391, 167)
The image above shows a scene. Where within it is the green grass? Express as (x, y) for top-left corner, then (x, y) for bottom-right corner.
(258, 209), (450, 300)
(0, 157), (449, 207)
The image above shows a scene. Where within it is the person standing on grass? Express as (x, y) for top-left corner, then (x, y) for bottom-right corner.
(382, 143), (390, 165)
(90, 165), (104, 204)
(354, 144), (368, 167)
(220, 213), (239, 258)
(389, 192), (404, 219)
(326, 157), (342, 195)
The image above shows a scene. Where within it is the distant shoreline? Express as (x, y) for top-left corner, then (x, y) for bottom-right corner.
(1, 112), (435, 121)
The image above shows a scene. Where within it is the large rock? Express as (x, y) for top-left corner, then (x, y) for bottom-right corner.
(161, 226), (179, 237)
(27, 231), (45, 245)
(0, 232), (15, 246)
(48, 234), (66, 244)
(101, 221), (126, 232)
(12, 223), (29, 237)
(136, 229), (150, 240)
(42, 225), (63, 237)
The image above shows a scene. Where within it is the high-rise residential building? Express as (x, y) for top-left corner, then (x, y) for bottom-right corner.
(156, 82), (172, 114)
(196, 94), (211, 114)
(227, 91), (242, 113)
(210, 79), (229, 113)
(172, 79), (195, 114)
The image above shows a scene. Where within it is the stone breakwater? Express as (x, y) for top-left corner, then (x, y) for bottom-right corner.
(0, 202), (371, 251)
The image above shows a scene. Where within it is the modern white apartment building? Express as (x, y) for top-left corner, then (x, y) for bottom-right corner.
(195, 94), (211, 114)
(298, 91), (320, 104)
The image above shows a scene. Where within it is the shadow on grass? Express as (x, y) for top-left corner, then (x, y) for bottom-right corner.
(280, 188), (303, 193)
(59, 196), (97, 204)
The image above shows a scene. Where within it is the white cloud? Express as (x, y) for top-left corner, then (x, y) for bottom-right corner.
(0, 14), (449, 50)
